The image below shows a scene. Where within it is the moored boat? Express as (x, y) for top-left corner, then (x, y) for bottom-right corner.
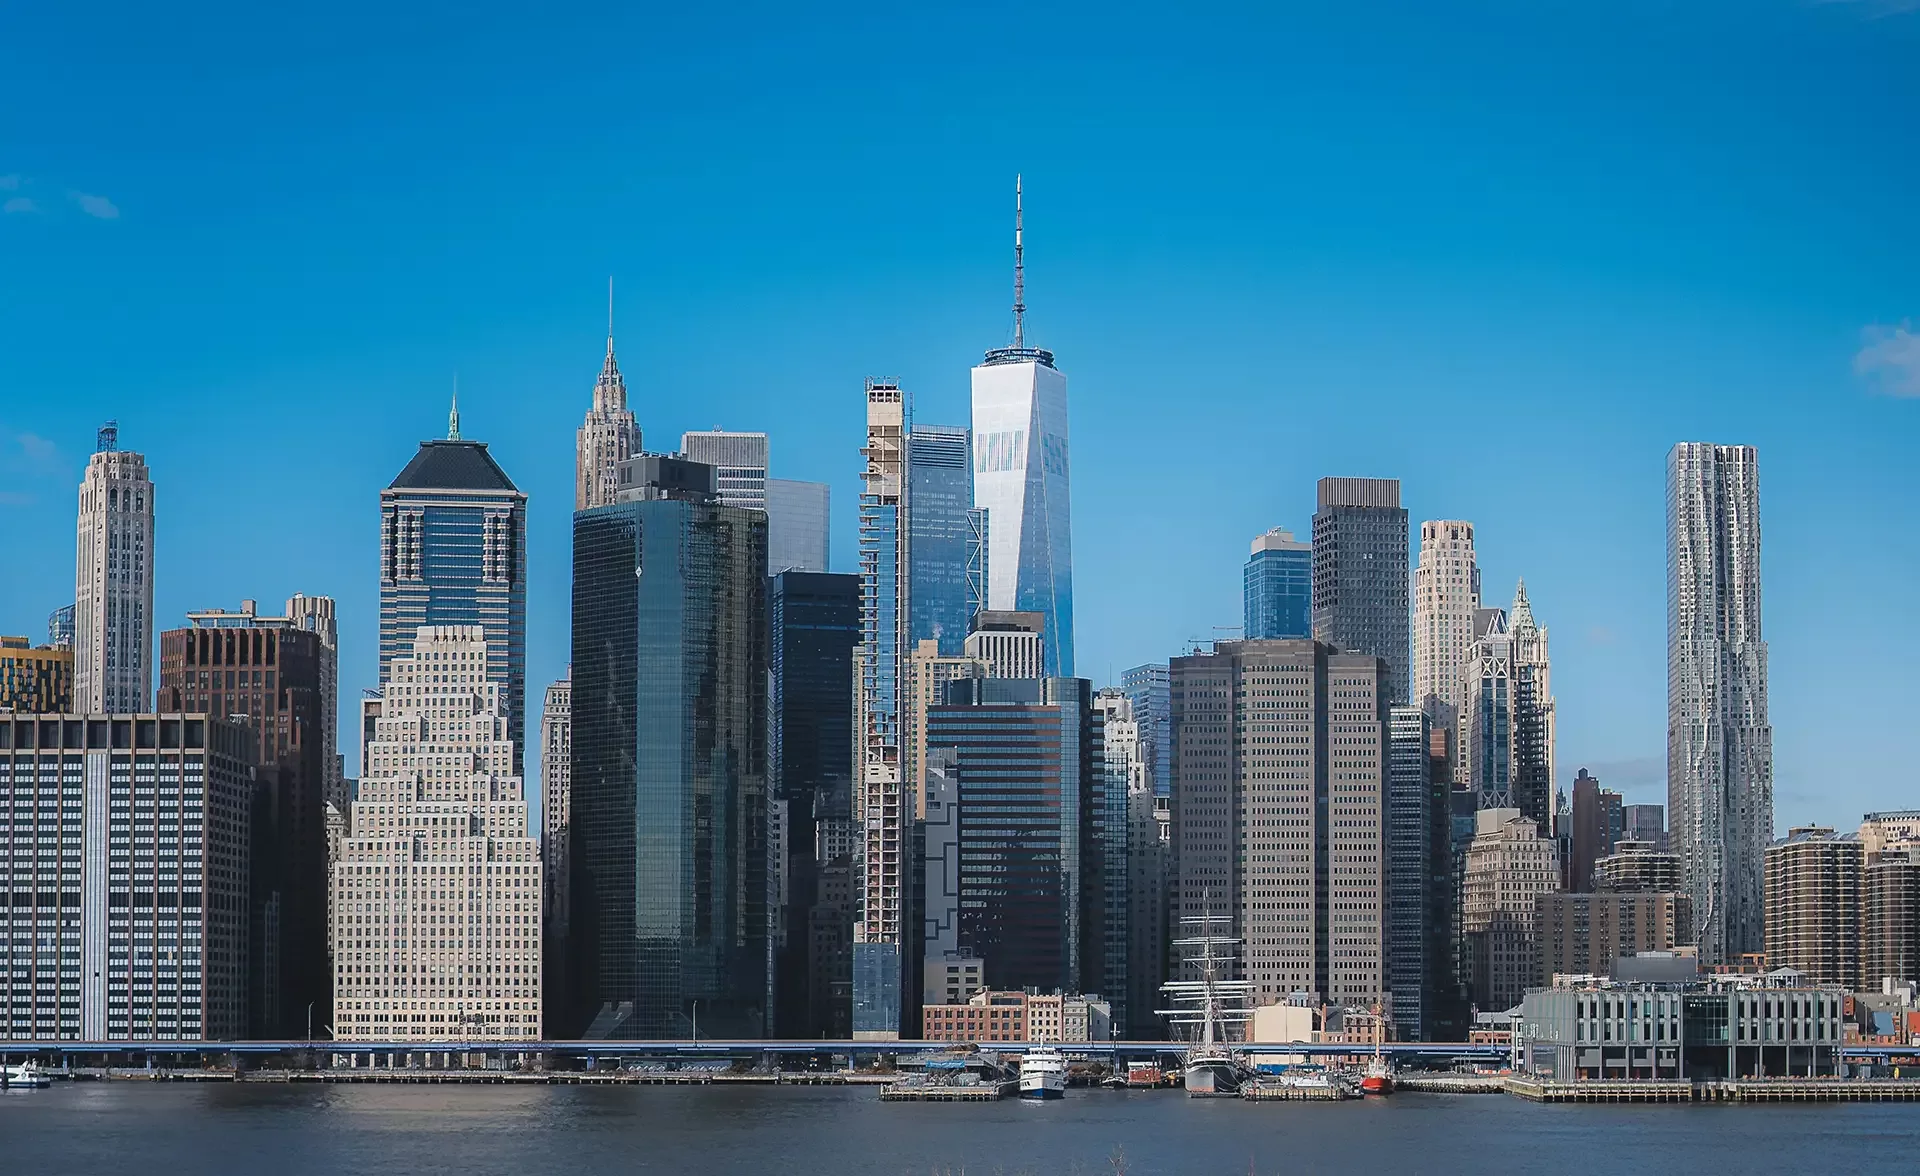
(1018, 1048), (1067, 1100)
(0, 1062), (50, 1089)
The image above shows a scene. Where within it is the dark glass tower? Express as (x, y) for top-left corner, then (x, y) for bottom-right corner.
(769, 571), (859, 1038)
(1244, 527), (1311, 640)
(1311, 477), (1410, 705)
(908, 426), (976, 655)
(569, 458), (769, 1039)
(380, 424), (528, 773)
(927, 676), (1106, 996)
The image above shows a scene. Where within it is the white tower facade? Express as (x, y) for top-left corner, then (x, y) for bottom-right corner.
(332, 625), (542, 1041)
(74, 424), (155, 713)
(575, 285), (641, 511)
(1412, 520), (1479, 725)
(1667, 442), (1771, 964)
(970, 177), (1074, 676)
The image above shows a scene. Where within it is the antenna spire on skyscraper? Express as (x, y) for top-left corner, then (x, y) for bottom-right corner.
(607, 275), (615, 356)
(1013, 174), (1026, 349)
(448, 375), (461, 441)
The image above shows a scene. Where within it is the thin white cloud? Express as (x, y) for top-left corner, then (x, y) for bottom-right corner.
(2, 197), (35, 215)
(69, 191), (119, 220)
(1854, 321), (1920, 397)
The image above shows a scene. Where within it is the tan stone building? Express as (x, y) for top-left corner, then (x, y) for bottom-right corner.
(1594, 840), (1683, 893)
(0, 636), (72, 713)
(1535, 892), (1692, 982)
(1763, 826), (1862, 991)
(332, 625), (541, 1041)
(1864, 846), (1920, 989)
(1462, 808), (1559, 1011)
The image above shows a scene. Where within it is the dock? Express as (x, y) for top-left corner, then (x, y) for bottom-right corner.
(879, 1079), (1018, 1102)
(1396, 1074), (1506, 1094)
(1506, 1077), (1920, 1103)
(1241, 1080), (1354, 1101)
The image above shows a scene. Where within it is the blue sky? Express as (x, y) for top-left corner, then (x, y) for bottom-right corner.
(2, 1), (1916, 830)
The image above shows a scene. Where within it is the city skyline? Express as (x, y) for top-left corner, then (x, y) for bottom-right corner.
(4, 2), (1919, 838)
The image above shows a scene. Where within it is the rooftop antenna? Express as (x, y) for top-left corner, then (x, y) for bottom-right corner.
(96, 420), (118, 453)
(448, 374), (461, 441)
(1013, 174), (1025, 349)
(606, 275), (615, 355)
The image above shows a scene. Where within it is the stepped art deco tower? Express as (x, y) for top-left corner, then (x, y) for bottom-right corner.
(576, 281), (642, 511)
(971, 176), (1075, 677)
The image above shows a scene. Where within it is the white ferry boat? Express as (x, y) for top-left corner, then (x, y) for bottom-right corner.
(1018, 1048), (1067, 1100)
(1, 1062), (50, 1089)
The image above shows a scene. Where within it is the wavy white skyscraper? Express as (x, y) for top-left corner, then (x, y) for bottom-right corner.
(971, 176), (1074, 676)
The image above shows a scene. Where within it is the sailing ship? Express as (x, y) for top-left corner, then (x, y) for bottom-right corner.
(1157, 895), (1255, 1097)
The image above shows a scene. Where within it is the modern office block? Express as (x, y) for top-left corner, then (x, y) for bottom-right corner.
(1507, 581), (1555, 834)
(680, 429), (769, 508)
(769, 570), (859, 1038)
(576, 304), (642, 511)
(0, 637), (73, 713)
(1092, 688), (1141, 1036)
(1763, 826), (1862, 991)
(46, 604), (74, 651)
(380, 413), (528, 774)
(909, 425), (975, 654)
(963, 610), (1044, 679)
(855, 378), (909, 1039)
(1667, 442), (1772, 964)
(971, 179), (1074, 677)
(1462, 808), (1560, 1012)
(539, 672), (572, 1031)
(74, 423), (155, 713)
(1122, 663), (1170, 799)
(281, 594), (343, 812)
(332, 626), (541, 1041)
(1244, 527), (1311, 640)
(1412, 520), (1479, 725)
(0, 714), (254, 1041)
(1624, 804), (1668, 852)
(766, 478), (831, 574)
(570, 458), (769, 1040)
(1387, 705), (1435, 1041)
(1311, 477), (1409, 705)
(1172, 640), (1388, 1009)
(158, 615), (328, 1039)
(927, 676), (1107, 998)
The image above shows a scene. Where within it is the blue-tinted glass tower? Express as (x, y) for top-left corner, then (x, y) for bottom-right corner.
(908, 425), (975, 655)
(379, 418), (527, 772)
(568, 456), (769, 1039)
(1244, 527), (1311, 640)
(1122, 663), (1171, 798)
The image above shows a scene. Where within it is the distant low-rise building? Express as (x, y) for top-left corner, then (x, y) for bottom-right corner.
(921, 989), (1112, 1043)
(0, 637), (73, 713)
(1536, 892), (1692, 983)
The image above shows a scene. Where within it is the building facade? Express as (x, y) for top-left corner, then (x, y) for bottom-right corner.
(927, 676), (1107, 999)
(1244, 527), (1311, 640)
(1462, 808), (1560, 1012)
(855, 378), (909, 1039)
(680, 429), (769, 508)
(769, 570), (860, 1038)
(1595, 840), (1684, 893)
(1568, 768), (1624, 892)
(1624, 803), (1668, 852)
(1864, 847), (1920, 989)
(1667, 442), (1772, 965)
(970, 184), (1074, 677)
(765, 478), (831, 574)
(158, 614), (329, 1039)
(332, 626), (541, 1041)
(1507, 581), (1556, 836)
(0, 714), (254, 1041)
(570, 458), (769, 1039)
(1172, 640), (1389, 1010)
(1535, 892), (1693, 981)
(380, 423), (528, 775)
(74, 424), (155, 714)
(1763, 826), (1862, 991)
(1122, 663), (1170, 799)
(539, 672), (572, 1029)
(908, 424), (978, 656)
(575, 310), (642, 511)
(1412, 519), (1479, 724)
(1311, 477), (1409, 705)
(1387, 704), (1444, 1041)
(47, 604), (74, 650)
(0, 637), (73, 713)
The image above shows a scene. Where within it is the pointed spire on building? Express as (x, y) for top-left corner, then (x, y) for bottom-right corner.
(1012, 173), (1026, 350)
(1510, 577), (1537, 638)
(606, 275), (616, 357)
(448, 376), (461, 441)
(595, 277), (625, 409)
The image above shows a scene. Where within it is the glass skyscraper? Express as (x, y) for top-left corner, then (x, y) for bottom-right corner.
(927, 676), (1107, 996)
(379, 424), (528, 773)
(769, 570), (860, 1038)
(568, 458), (769, 1039)
(1311, 477), (1410, 706)
(1244, 526), (1311, 640)
(908, 425), (975, 656)
(1122, 663), (1171, 799)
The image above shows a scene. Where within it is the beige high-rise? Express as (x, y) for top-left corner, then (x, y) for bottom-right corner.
(1171, 639), (1387, 1009)
(74, 427), (155, 713)
(332, 625), (541, 1041)
(904, 640), (984, 818)
(575, 291), (641, 511)
(1763, 826), (1862, 990)
(1412, 520), (1478, 724)
(1462, 808), (1560, 1011)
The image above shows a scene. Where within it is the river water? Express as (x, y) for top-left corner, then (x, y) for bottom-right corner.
(4, 1082), (1916, 1175)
